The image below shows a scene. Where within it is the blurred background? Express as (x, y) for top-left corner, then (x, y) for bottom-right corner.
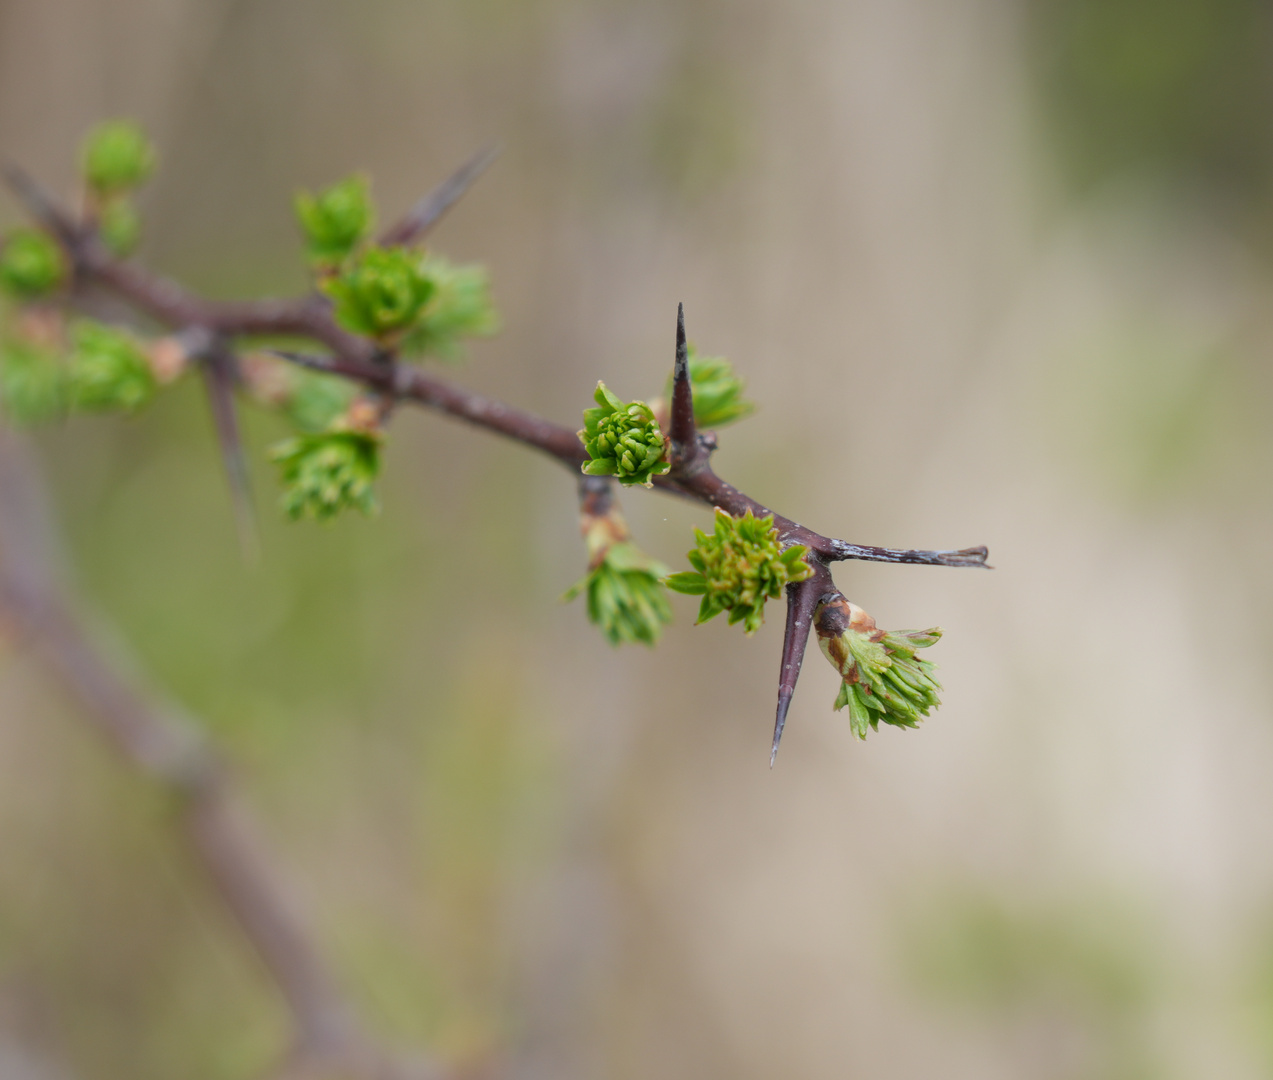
(3, 0), (1273, 1076)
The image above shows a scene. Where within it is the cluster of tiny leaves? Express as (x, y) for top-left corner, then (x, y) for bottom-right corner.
(563, 541), (672, 646)
(322, 247), (435, 342)
(820, 612), (942, 739)
(579, 382), (670, 487)
(81, 120), (156, 194)
(66, 321), (156, 413)
(270, 430), (382, 522)
(279, 175), (498, 517)
(0, 337), (65, 425)
(665, 508), (812, 634)
(0, 230), (66, 299)
(294, 175), (375, 267)
(79, 121), (156, 258)
(0, 319), (158, 424)
(97, 199), (142, 258)
(665, 345), (755, 428)
(400, 255), (500, 362)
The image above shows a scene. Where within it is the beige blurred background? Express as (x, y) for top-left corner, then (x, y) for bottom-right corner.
(4, 0), (1273, 1077)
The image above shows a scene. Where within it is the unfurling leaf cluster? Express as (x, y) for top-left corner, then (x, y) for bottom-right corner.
(563, 541), (672, 646)
(579, 382), (670, 487)
(80, 120), (157, 258)
(294, 175), (375, 267)
(0, 317), (158, 424)
(270, 429), (382, 522)
(0, 230), (66, 299)
(665, 508), (812, 634)
(81, 120), (156, 195)
(815, 598), (942, 739)
(665, 345), (755, 429)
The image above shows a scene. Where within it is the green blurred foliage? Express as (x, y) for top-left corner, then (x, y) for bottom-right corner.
(1030, 0), (1273, 228)
(903, 888), (1167, 1080)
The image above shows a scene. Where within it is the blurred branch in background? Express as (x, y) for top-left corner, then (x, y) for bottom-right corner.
(0, 429), (458, 1080)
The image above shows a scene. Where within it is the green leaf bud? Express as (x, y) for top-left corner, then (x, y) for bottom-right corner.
(97, 199), (142, 257)
(814, 597), (942, 739)
(81, 120), (156, 195)
(0, 229), (66, 299)
(563, 541), (672, 646)
(0, 332), (66, 425)
(665, 507), (813, 635)
(399, 254), (499, 362)
(66, 320), (156, 413)
(294, 174), (376, 267)
(322, 247), (435, 342)
(663, 345), (755, 428)
(578, 382), (670, 487)
(270, 429), (382, 522)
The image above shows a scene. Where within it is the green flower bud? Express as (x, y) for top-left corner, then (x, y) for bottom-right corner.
(294, 174), (376, 267)
(578, 382), (670, 487)
(663, 345), (754, 428)
(97, 199), (142, 257)
(66, 321), (156, 413)
(322, 247), (435, 341)
(0, 334), (66, 425)
(563, 541), (672, 646)
(0, 229), (66, 299)
(399, 254), (499, 362)
(665, 507), (812, 634)
(81, 120), (156, 195)
(270, 429), (382, 522)
(814, 597), (942, 739)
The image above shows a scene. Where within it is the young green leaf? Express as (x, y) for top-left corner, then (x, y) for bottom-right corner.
(295, 174), (376, 267)
(665, 507), (812, 634)
(270, 429), (382, 522)
(81, 120), (156, 195)
(67, 321), (156, 413)
(0, 336), (66, 425)
(0, 230), (66, 299)
(322, 247), (435, 341)
(399, 254), (498, 362)
(815, 597), (942, 738)
(563, 541), (672, 646)
(664, 345), (755, 428)
(578, 382), (670, 487)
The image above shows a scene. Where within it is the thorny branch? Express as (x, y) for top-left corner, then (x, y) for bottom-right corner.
(0, 433), (453, 1080)
(2, 154), (989, 765)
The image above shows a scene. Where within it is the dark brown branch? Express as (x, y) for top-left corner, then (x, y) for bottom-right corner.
(771, 566), (831, 766)
(0, 433), (450, 1080)
(2, 164), (990, 762)
(378, 144), (501, 248)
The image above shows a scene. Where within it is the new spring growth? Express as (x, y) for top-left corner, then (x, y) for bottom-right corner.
(579, 382), (670, 487)
(0, 315), (65, 426)
(562, 498), (672, 646)
(295, 175), (376, 268)
(81, 120), (156, 195)
(322, 247), (435, 342)
(67, 321), (157, 413)
(270, 398), (385, 522)
(665, 508), (812, 635)
(398, 254), (499, 361)
(662, 345), (755, 429)
(0, 229), (66, 299)
(814, 596), (942, 739)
